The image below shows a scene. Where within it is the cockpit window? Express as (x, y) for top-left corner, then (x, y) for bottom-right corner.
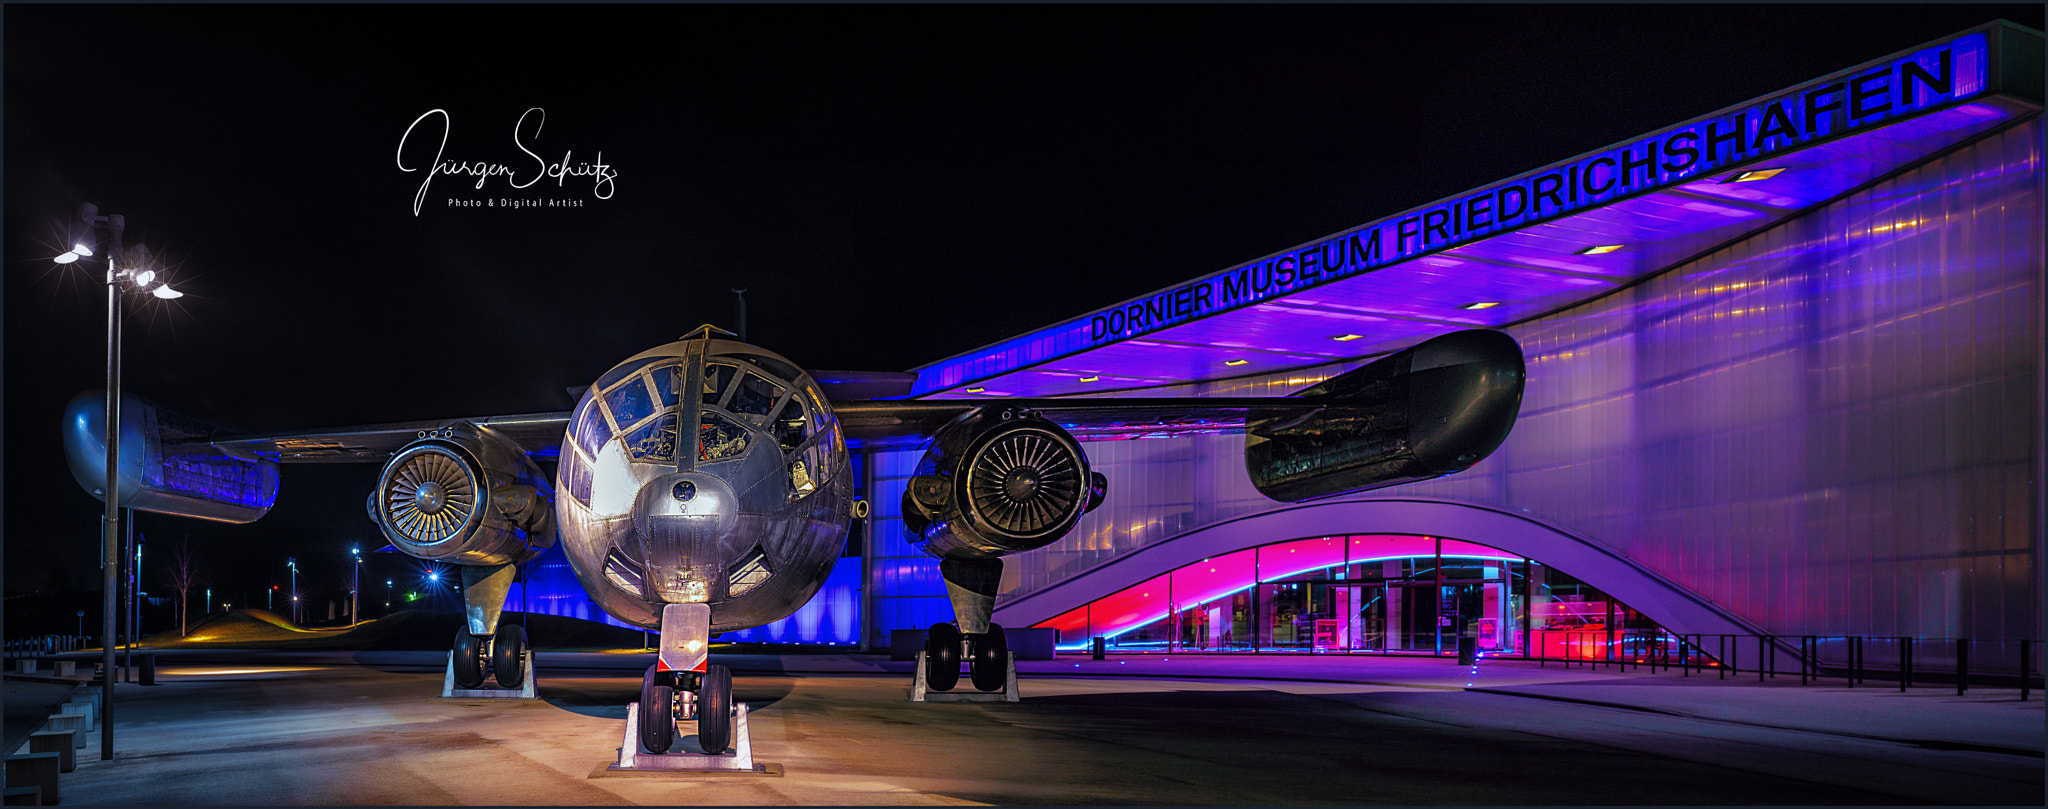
(572, 400), (611, 460)
(772, 397), (808, 452)
(651, 363), (681, 408)
(604, 375), (656, 428)
(699, 412), (750, 461)
(623, 412), (679, 463)
(729, 372), (781, 418)
(595, 356), (660, 392)
(725, 351), (802, 383)
(704, 362), (738, 402)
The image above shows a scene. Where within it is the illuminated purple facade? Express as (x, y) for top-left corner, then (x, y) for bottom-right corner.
(865, 24), (2043, 671)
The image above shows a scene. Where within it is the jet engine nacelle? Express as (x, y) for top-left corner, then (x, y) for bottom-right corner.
(1246, 329), (1526, 503)
(366, 423), (556, 566)
(902, 408), (1107, 560)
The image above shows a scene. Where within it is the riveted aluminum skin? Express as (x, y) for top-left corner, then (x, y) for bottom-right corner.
(554, 339), (852, 633)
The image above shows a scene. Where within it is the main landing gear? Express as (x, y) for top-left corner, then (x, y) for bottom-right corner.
(450, 623), (529, 690)
(915, 622), (1016, 700)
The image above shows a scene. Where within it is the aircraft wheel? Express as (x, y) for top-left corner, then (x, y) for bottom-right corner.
(639, 666), (674, 754)
(452, 629), (487, 689)
(970, 623), (1008, 692)
(492, 623), (528, 689)
(924, 623), (961, 692)
(698, 664), (733, 755)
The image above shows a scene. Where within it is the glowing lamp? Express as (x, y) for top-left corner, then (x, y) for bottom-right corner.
(1576, 244), (1624, 255)
(55, 251), (80, 265)
(1223, 359), (1249, 366)
(133, 269), (156, 288)
(1078, 376), (1100, 382)
(1725, 168), (1785, 182)
(1461, 302), (1501, 310)
(1332, 334), (1363, 342)
(72, 243), (93, 257)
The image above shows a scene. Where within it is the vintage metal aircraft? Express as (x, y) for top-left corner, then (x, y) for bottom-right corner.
(64, 325), (1525, 755)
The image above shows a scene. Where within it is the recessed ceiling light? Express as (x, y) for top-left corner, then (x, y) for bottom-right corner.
(1223, 359), (1250, 366)
(1724, 168), (1785, 183)
(1078, 376), (1100, 382)
(1461, 302), (1500, 310)
(964, 387), (985, 393)
(1332, 334), (1364, 342)
(1577, 244), (1624, 255)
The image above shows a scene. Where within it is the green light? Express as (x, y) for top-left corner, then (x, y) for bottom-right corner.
(407, 592), (420, 602)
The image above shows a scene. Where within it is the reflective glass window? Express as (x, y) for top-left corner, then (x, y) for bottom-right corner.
(1258, 537), (1344, 583)
(726, 351), (802, 383)
(773, 397), (809, 452)
(698, 412), (750, 461)
(623, 412), (679, 463)
(704, 363), (737, 401)
(595, 356), (660, 392)
(605, 376), (656, 428)
(730, 372), (781, 418)
(573, 401), (611, 459)
(651, 363), (681, 407)
(565, 448), (593, 505)
(788, 455), (817, 500)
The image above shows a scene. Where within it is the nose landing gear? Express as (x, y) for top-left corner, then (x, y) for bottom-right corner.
(638, 663), (733, 755)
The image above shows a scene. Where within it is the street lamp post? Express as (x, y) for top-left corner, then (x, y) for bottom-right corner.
(287, 557), (299, 625)
(54, 202), (183, 762)
(350, 546), (361, 626)
(385, 579), (393, 610)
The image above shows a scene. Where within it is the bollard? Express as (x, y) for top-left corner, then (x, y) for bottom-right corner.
(27, 732), (74, 774)
(1090, 636), (1105, 661)
(43, 714), (86, 751)
(1899, 637), (1910, 691)
(2022, 640), (2032, 702)
(1956, 640), (1968, 696)
(1457, 635), (1477, 666)
(138, 652), (157, 686)
(4, 752), (60, 804)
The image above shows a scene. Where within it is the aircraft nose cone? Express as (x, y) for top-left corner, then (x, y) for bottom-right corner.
(1003, 468), (1040, 501)
(633, 471), (741, 603)
(416, 481), (447, 514)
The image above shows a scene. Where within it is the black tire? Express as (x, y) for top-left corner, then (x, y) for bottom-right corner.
(698, 664), (732, 755)
(452, 629), (487, 689)
(492, 623), (527, 689)
(639, 666), (674, 754)
(970, 623), (1009, 692)
(924, 622), (961, 692)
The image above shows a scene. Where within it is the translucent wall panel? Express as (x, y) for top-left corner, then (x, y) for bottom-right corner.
(986, 120), (2040, 665)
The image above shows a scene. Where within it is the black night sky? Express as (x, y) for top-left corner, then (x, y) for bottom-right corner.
(4, 4), (2039, 632)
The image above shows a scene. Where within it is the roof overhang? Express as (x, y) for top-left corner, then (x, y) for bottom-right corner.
(912, 22), (2043, 399)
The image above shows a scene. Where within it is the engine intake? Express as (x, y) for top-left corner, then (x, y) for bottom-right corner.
(903, 408), (1105, 560)
(368, 424), (555, 566)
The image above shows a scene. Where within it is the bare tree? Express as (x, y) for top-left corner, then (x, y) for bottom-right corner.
(164, 534), (199, 636)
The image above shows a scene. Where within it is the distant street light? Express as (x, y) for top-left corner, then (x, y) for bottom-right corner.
(350, 546), (362, 626)
(385, 579), (393, 610)
(287, 557), (299, 624)
(57, 202), (188, 762)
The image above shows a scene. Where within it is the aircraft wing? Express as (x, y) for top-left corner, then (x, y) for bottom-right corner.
(210, 410), (571, 463)
(832, 397), (1330, 448)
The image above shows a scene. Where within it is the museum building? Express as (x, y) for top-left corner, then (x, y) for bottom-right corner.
(528, 23), (2043, 673)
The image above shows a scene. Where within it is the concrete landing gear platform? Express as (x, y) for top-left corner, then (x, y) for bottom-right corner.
(600, 702), (773, 776)
(438, 652), (537, 699)
(911, 651), (1020, 702)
